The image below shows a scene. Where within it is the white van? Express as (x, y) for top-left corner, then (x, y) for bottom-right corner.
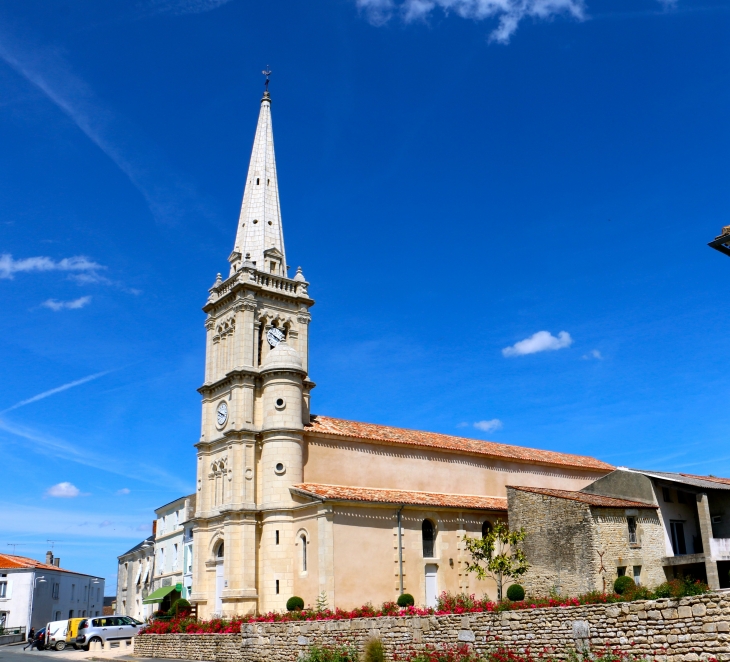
(45, 620), (68, 651)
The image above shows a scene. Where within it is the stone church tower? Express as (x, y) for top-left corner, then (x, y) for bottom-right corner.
(190, 86), (315, 616)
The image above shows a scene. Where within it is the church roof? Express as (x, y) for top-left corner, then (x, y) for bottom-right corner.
(508, 486), (658, 509)
(291, 483), (508, 510)
(306, 415), (613, 471)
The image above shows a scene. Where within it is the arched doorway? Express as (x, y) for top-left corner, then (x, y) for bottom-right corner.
(214, 541), (224, 614)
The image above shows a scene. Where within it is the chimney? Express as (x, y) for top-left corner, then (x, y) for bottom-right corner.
(45, 551), (53, 565)
(152, 520), (156, 536)
(53, 558), (60, 567)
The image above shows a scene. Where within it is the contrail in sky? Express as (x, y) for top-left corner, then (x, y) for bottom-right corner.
(0, 370), (112, 414)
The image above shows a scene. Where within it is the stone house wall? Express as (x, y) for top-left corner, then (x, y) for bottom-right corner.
(507, 489), (666, 596)
(133, 592), (730, 662)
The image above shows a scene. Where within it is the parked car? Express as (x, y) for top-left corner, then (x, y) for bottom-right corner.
(65, 617), (86, 649)
(75, 616), (142, 650)
(32, 627), (46, 650)
(44, 620), (68, 651)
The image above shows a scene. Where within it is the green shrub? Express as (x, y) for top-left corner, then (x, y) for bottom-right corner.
(286, 596), (304, 612)
(397, 593), (415, 607)
(301, 643), (358, 662)
(613, 575), (635, 595)
(506, 584), (525, 601)
(168, 598), (191, 616)
(363, 637), (385, 662)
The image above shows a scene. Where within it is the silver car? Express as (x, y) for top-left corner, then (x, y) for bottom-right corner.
(75, 615), (142, 650)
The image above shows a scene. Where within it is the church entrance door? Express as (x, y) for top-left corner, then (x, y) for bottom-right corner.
(424, 564), (438, 608)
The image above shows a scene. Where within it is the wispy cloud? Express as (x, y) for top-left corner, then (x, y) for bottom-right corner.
(582, 349), (603, 360)
(46, 482), (83, 498)
(473, 419), (503, 433)
(0, 254), (103, 280)
(1, 370), (112, 414)
(357, 0), (586, 42)
(141, 0), (234, 16)
(0, 418), (192, 492)
(357, 0), (678, 44)
(503, 330), (573, 357)
(0, 26), (206, 224)
(41, 296), (92, 311)
(116, 488), (131, 496)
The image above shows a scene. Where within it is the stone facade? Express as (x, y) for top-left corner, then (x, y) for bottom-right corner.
(118, 537), (155, 621)
(134, 592), (730, 662)
(508, 487), (666, 597)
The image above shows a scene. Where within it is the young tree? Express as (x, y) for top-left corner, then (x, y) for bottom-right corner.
(462, 520), (529, 601)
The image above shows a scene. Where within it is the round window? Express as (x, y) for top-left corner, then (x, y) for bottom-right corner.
(275, 397), (285, 410)
(275, 462), (285, 475)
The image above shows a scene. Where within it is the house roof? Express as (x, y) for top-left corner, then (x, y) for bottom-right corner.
(119, 536), (155, 559)
(291, 483), (508, 511)
(0, 554), (100, 577)
(508, 486), (658, 509)
(631, 469), (730, 492)
(306, 415), (613, 471)
(680, 473), (730, 487)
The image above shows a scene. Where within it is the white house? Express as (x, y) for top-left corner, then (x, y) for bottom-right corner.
(150, 495), (195, 607)
(0, 552), (105, 631)
(116, 536), (155, 621)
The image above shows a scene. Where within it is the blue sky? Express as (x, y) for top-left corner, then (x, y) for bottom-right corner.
(1, 0), (729, 593)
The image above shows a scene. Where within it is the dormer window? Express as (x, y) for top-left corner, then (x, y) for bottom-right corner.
(270, 261), (276, 273)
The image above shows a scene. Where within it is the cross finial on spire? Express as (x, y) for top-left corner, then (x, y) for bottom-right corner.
(262, 66), (272, 93)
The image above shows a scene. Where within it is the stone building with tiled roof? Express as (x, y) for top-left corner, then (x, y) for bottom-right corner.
(188, 86), (617, 618)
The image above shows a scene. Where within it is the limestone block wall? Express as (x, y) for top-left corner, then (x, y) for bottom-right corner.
(134, 592), (730, 662)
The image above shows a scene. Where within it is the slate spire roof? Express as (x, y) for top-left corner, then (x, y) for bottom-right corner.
(231, 89), (287, 275)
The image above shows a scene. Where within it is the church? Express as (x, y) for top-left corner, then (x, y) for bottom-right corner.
(188, 85), (616, 618)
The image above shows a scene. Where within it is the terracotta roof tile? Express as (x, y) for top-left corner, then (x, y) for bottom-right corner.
(306, 415), (613, 471)
(508, 486), (658, 509)
(681, 473), (730, 486)
(291, 483), (508, 511)
(0, 553), (82, 574)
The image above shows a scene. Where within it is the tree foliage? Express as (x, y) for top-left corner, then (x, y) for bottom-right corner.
(462, 520), (529, 600)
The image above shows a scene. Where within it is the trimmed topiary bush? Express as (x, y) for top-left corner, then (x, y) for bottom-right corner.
(613, 575), (635, 595)
(396, 593), (415, 607)
(286, 596), (304, 612)
(506, 584), (525, 601)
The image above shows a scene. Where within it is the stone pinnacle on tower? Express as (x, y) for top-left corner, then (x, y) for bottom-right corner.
(229, 69), (287, 277)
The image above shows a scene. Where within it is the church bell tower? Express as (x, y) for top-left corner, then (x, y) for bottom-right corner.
(191, 80), (315, 617)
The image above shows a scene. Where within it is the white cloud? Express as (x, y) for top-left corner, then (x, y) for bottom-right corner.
(0, 254), (103, 280)
(116, 488), (131, 495)
(41, 296), (92, 311)
(473, 419), (503, 433)
(357, 0), (586, 43)
(582, 349), (603, 360)
(356, 0), (676, 43)
(1, 370), (111, 414)
(502, 330), (573, 357)
(46, 482), (82, 498)
(99, 520), (113, 528)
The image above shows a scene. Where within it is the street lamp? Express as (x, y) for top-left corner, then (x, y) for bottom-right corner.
(708, 225), (730, 257)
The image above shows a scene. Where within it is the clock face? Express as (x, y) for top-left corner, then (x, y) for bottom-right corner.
(266, 327), (285, 348)
(216, 402), (228, 426)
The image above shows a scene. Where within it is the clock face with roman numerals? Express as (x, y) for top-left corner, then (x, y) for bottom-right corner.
(266, 327), (285, 347)
(216, 401), (228, 426)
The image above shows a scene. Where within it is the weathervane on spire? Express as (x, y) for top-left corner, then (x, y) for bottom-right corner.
(262, 66), (272, 93)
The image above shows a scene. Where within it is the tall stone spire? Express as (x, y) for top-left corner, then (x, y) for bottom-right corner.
(229, 88), (287, 277)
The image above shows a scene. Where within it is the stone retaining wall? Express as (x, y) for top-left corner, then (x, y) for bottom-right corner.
(134, 592), (730, 662)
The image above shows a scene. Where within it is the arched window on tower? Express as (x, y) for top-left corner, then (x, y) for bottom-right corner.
(482, 521), (493, 539)
(422, 519), (435, 558)
(216, 542), (224, 559)
(300, 534), (307, 572)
